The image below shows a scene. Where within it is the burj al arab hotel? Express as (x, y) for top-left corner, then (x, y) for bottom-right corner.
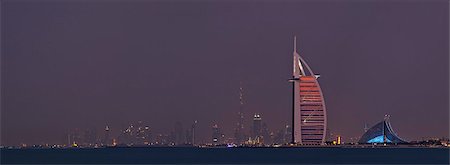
(290, 36), (327, 145)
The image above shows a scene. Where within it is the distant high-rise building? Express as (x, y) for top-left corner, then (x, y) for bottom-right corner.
(144, 126), (151, 144)
(261, 122), (271, 144)
(174, 122), (184, 145)
(168, 131), (176, 145)
(290, 36), (327, 145)
(185, 129), (192, 145)
(273, 129), (284, 144)
(284, 124), (292, 144)
(212, 124), (221, 145)
(68, 128), (82, 147)
(252, 114), (262, 140)
(102, 126), (111, 146)
(66, 131), (71, 146)
(191, 120), (197, 145)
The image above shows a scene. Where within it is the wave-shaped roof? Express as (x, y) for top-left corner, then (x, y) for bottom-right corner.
(358, 116), (407, 144)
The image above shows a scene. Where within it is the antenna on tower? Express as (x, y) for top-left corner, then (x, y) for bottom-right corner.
(294, 35), (297, 52)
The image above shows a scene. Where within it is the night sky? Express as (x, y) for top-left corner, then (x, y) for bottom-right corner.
(1, 0), (448, 146)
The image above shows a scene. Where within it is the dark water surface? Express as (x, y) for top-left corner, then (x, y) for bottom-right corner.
(1, 147), (449, 164)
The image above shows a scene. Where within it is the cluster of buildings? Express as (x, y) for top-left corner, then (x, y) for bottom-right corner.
(63, 114), (293, 147)
(64, 120), (197, 147)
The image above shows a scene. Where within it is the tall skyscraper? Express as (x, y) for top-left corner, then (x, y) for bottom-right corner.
(252, 114), (262, 140)
(174, 122), (184, 145)
(261, 122), (271, 144)
(191, 120), (197, 145)
(284, 124), (292, 144)
(290, 36), (327, 145)
(212, 124), (221, 144)
(102, 126), (110, 146)
(68, 128), (82, 147)
(234, 83), (245, 144)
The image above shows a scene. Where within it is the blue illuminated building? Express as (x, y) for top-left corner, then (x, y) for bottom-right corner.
(358, 115), (407, 144)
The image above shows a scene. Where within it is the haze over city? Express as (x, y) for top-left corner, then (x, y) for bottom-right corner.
(1, 0), (448, 146)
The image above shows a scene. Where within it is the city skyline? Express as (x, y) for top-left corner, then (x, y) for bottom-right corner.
(2, 0), (448, 146)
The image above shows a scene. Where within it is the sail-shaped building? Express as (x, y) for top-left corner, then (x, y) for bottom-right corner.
(358, 115), (407, 144)
(290, 36), (327, 145)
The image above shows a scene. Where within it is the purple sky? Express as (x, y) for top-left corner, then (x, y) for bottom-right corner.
(1, 0), (449, 146)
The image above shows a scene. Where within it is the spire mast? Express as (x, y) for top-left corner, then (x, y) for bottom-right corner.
(294, 35), (297, 52)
